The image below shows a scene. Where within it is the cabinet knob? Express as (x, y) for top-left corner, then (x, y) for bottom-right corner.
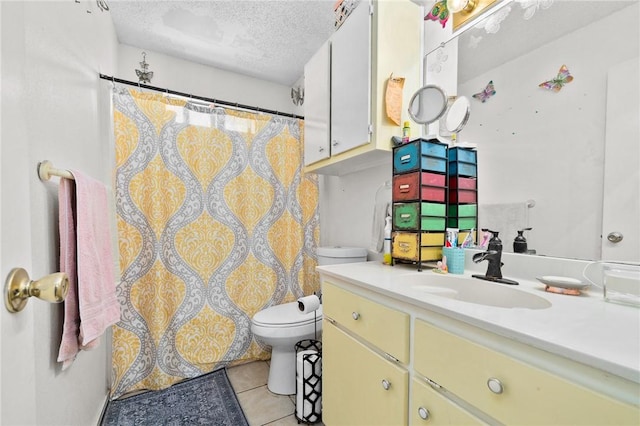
(417, 406), (430, 420)
(487, 378), (504, 394)
(381, 379), (391, 390)
(318, 147), (325, 152)
(332, 140), (339, 147)
(352, 311), (360, 320)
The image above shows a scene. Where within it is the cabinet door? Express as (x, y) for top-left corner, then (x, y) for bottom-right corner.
(303, 40), (331, 166)
(330, 0), (371, 156)
(323, 320), (408, 426)
(411, 378), (486, 426)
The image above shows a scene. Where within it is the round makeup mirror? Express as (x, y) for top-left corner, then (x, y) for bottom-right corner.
(408, 85), (448, 124)
(444, 96), (471, 133)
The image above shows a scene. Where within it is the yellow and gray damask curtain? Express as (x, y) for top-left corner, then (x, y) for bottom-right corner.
(111, 88), (319, 398)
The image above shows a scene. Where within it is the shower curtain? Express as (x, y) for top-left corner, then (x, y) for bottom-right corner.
(110, 88), (319, 398)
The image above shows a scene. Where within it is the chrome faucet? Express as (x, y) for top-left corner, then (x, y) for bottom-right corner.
(472, 229), (519, 285)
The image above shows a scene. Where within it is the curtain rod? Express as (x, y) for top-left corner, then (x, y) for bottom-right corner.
(99, 74), (304, 120)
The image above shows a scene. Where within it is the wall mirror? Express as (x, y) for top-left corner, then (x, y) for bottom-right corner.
(425, 0), (639, 261)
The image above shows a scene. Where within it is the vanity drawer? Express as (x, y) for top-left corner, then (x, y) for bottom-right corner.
(411, 378), (486, 425)
(392, 232), (442, 261)
(414, 319), (639, 425)
(393, 172), (446, 202)
(323, 281), (409, 363)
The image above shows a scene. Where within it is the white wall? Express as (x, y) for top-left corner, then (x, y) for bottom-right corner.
(117, 44), (304, 117)
(1, 1), (118, 424)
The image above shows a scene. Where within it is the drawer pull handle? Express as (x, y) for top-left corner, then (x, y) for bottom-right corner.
(487, 378), (504, 394)
(381, 379), (391, 390)
(399, 242), (411, 253)
(400, 214), (411, 219)
(400, 154), (412, 163)
(332, 140), (339, 147)
(398, 184), (411, 193)
(318, 147), (325, 152)
(417, 407), (430, 420)
(352, 311), (360, 320)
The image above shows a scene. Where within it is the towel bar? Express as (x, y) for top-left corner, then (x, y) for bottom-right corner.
(38, 160), (74, 181)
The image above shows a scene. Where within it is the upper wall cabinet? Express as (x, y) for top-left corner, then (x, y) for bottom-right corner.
(304, 41), (331, 166)
(303, 0), (422, 176)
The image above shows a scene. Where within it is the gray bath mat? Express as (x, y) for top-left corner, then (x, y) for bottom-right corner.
(101, 368), (248, 426)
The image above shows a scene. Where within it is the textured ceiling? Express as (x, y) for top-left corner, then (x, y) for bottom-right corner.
(109, 1), (337, 86)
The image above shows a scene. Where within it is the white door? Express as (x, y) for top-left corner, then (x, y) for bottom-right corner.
(601, 58), (640, 261)
(330, 0), (371, 156)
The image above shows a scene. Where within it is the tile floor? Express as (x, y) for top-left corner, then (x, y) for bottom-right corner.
(227, 360), (324, 426)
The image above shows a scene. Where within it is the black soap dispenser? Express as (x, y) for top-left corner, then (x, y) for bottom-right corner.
(513, 228), (532, 253)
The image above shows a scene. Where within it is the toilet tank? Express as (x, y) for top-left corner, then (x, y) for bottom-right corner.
(317, 246), (368, 265)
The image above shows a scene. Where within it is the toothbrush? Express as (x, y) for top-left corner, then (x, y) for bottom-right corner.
(480, 231), (490, 248)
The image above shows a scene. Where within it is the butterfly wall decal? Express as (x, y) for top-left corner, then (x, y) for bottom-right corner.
(539, 65), (574, 92)
(425, 0), (450, 28)
(472, 81), (496, 103)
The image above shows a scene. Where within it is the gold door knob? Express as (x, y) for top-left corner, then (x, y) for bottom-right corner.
(4, 268), (69, 313)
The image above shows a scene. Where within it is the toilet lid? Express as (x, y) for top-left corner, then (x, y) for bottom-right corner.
(253, 301), (323, 327)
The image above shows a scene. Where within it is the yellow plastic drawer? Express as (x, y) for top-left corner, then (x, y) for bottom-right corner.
(411, 378), (485, 425)
(393, 232), (443, 261)
(323, 281), (409, 363)
(421, 232), (445, 246)
(414, 319), (639, 425)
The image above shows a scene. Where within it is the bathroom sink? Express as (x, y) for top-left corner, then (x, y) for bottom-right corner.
(400, 274), (552, 309)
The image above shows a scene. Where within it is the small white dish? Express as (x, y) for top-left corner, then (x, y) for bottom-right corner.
(536, 276), (590, 290)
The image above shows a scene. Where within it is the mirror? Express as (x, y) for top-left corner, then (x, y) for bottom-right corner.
(425, 0), (639, 261)
(408, 84), (448, 124)
(444, 96), (471, 133)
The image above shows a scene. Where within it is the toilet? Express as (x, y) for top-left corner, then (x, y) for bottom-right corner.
(251, 246), (367, 395)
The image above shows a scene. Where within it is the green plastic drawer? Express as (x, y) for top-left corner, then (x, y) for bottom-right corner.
(421, 202), (446, 217)
(447, 217), (477, 229)
(422, 216), (446, 231)
(448, 204), (477, 217)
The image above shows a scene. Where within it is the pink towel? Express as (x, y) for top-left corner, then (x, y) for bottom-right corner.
(57, 171), (120, 368)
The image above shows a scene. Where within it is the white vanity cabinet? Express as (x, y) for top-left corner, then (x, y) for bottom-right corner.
(303, 0), (422, 175)
(322, 281), (410, 425)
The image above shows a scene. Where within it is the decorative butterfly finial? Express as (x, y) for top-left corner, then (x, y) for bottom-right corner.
(425, 0), (450, 28)
(539, 65), (574, 92)
(472, 81), (496, 103)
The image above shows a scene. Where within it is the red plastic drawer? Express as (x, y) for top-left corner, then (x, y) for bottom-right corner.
(449, 190), (477, 204)
(449, 176), (477, 190)
(393, 172), (446, 202)
(421, 186), (446, 202)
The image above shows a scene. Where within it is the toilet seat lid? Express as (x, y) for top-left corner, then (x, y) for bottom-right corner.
(253, 302), (323, 327)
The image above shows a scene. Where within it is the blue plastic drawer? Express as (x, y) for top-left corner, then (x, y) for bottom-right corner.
(448, 147), (477, 164)
(421, 156), (447, 173)
(420, 139), (447, 159)
(393, 143), (419, 174)
(393, 139), (448, 174)
(449, 161), (477, 177)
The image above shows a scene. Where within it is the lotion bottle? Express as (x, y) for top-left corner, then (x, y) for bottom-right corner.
(383, 216), (392, 264)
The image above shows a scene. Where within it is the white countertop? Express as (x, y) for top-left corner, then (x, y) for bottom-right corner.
(317, 260), (640, 384)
